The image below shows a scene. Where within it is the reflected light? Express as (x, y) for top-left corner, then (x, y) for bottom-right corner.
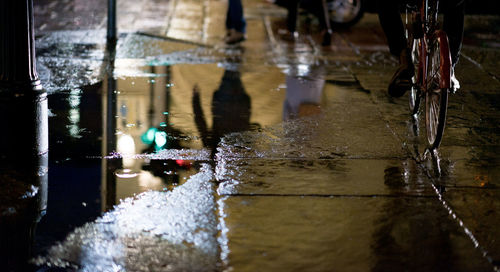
(68, 88), (82, 138)
(474, 175), (490, 187)
(141, 127), (157, 145)
(117, 134), (136, 168)
(138, 171), (163, 188)
(154, 131), (167, 148)
(68, 108), (81, 138)
(297, 64), (310, 77)
(176, 160), (192, 168)
(115, 169), (139, 179)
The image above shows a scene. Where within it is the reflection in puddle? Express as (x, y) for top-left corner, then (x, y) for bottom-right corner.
(35, 164), (219, 271)
(37, 59), (392, 269)
(102, 63), (286, 203)
(283, 64), (325, 120)
(193, 68), (253, 159)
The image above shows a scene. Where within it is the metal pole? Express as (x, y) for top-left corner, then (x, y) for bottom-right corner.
(0, 0), (41, 91)
(0, 1), (48, 268)
(107, 0), (117, 42)
(0, 0), (48, 208)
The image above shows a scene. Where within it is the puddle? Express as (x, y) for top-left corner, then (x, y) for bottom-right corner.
(34, 164), (219, 271)
(15, 62), (286, 269)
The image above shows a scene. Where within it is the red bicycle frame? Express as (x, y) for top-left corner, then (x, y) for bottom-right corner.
(416, 0), (452, 92)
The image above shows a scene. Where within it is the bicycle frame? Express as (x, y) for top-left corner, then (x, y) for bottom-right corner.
(407, 0), (452, 149)
(414, 0), (452, 93)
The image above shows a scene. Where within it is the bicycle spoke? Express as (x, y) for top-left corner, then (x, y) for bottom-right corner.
(425, 34), (448, 149)
(430, 93), (439, 139)
(408, 0), (450, 149)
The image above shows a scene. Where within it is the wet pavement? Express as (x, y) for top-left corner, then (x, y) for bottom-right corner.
(1, 0), (500, 271)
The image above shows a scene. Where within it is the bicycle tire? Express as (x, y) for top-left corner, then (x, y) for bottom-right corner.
(425, 33), (450, 149)
(425, 87), (448, 149)
(408, 37), (421, 115)
(327, 0), (364, 27)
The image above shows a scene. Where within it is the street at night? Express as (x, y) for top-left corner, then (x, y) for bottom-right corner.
(1, 0), (499, 271)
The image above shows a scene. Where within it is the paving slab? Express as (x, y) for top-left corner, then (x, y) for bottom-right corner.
(218, 195), (492, 272)
(445, 189), (500, 263)
(217, 158), (433, 196)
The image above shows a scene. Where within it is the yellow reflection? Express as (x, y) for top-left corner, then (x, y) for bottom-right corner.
(474, 174), (490, 187)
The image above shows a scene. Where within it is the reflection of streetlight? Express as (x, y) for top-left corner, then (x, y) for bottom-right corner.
(140, 128), (169, 150)
(155, 131), (168, 149)
(142, 127), (158, 145)
(117, 133), (136, 168)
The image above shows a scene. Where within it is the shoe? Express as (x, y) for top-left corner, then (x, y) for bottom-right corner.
(388, 49), (414, 98)
(224, 29), (246, 44)
(450, 69), (460, 93)
(277, 28), (298, 42)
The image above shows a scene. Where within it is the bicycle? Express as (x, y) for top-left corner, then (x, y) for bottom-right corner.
(405, 0), (452, 150)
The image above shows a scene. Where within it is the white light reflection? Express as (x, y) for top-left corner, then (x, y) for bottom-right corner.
(138, 171), (163, 188)
(215, 155), (235, 267)
(117, 134), (136, 168)
(68, 88), (82, 138)
(154, 131), (167, 148)
(297, 64), (310, 77)
(115, 169), (139, 179)
(68, 108), (81, 138)
(217, 197), (230, 267)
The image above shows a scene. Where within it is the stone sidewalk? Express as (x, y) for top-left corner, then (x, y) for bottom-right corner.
(31, 0), (500, 271)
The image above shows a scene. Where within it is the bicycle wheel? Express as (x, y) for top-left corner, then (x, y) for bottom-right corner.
(408, 38), (421, 115)
(425, 35), (449, 149)
(327, 0), (363, 27)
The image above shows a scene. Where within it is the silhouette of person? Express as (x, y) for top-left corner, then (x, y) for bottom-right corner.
(192, 69), (252, 160)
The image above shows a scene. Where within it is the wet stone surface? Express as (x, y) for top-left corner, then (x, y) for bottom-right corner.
(2, 0), (499, 270)
(218, 196), (492, 272)
(444, 189), (500, 263)
(216, 158), (433, 196)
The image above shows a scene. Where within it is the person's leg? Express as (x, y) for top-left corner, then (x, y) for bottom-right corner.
(377, 0), (414, 97)
(225, 0), (246, 43)
(225, 2), (231, 31)
(227, 0), (246, 34)
(377, 0), (407, 56)
(443, 0), (465, 66)
(286, 0), (299, 34)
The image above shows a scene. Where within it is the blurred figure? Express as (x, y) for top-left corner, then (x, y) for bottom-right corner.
(225, 0), (247, 44)
(272, 0), (332, 45)
(377, 0), (465, 97)
(192, 69), (252, 159)
(283, 65), (325, 120)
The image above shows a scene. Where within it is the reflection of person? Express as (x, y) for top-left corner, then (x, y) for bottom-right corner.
(192, 70), (251, 159)
(283, 66), (325, 120)
(225, 0), (246, 44)
(377, 0), (465, 97)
